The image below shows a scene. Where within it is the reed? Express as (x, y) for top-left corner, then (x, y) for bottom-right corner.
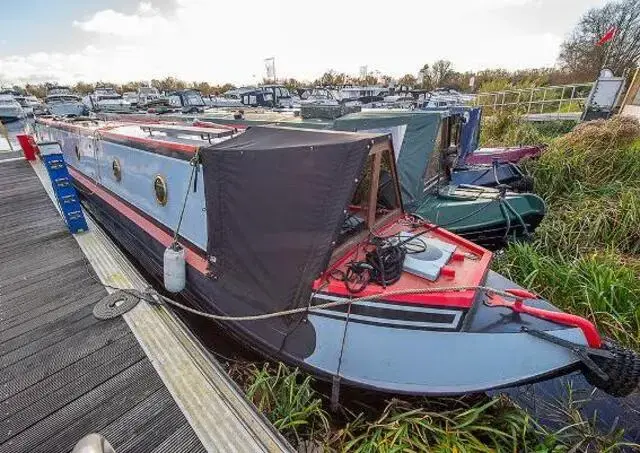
(243, 362), (330, 445)
(494, 243), (640, 349)
(534, 187), (640, 256)
(531, 117), (640, 201)
(332, 396), (545, 452)
(480, 113), (546, 147)
(236, 360), (639, 451)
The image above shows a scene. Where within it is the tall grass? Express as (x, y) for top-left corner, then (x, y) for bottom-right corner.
(333, 397), (546, 452)
(494, 243), (640, 349)
(490, 116), (640, 349)
(243, 362), (330, 445)
(534, 187), (640, 256)
(531, 116), (640, 201)
(236, 360), (637, 452)
(480, 113), (577, 147)
(480, 113), (546, 147)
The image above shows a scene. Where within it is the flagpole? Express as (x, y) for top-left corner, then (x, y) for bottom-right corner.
(601, 28), (617, 70)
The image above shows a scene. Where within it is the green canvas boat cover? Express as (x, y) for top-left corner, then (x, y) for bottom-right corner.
(334, 111), (443, 207)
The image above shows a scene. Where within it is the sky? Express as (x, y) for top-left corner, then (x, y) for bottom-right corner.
(0, 0), (609, 86)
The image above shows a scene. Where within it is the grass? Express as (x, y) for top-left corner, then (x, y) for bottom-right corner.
(225, 115), (640, 452)
(238, 362), (330, 445)
(489, 115), (640, 349)
(480, 113), (577, 147)
(233, 359), (636, 452)
(332, 397), (545, 452)
(493, 244), (640, 349)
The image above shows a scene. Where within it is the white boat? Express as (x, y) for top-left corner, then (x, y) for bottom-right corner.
(137, 86), (162, 107)
(339, 86), (389, 106)
(0, 95), (25, 123)
(83, 87), (131, 113)
(207, 88), (249, 108)
(25, 95), (47, 115)
(299, 87), (340, 106)
(46, 93), (88, 117)
(123, 91), (139, 108)
(418, 88), (474, 108)
(48, 86), (73, 96)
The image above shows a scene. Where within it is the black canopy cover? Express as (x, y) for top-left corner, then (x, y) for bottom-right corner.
(200, 126), (384, 315)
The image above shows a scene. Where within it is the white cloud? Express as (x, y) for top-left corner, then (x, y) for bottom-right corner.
(72, 2), (168, 37)
(0, 0), (607, 86)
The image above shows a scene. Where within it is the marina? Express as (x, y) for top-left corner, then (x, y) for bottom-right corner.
(3, 0), (640, 449)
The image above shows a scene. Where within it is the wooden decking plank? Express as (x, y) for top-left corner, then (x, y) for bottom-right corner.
(0, 346), (144, 443)
(3, 360), (163, 453)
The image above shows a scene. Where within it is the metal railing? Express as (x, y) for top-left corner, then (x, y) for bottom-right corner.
(472, 83), (593, 115)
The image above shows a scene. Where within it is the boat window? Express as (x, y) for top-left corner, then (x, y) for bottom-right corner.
(263, 93), (273, 102)
(336, 142), (401, 248)
(75, 145), (81, 161)
(112, 159), (122, 182)
(154, 175), (168, 206)
(277, 87), (290, 98)
(184, 93), (204, 106)
(169, 95), (182, 107)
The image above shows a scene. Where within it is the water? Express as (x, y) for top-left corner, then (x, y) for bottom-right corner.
(493, 373), (640, 443)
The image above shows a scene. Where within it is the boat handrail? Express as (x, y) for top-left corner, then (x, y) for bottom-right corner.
(140, 124), (236, 143)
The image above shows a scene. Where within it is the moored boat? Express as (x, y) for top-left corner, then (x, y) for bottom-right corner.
(0, 94), (25, 123)
(96, 109), (545, 248)
(31, 117), (640, 397)
(45, 92), (88, 117)
(83, 86), (131, 113)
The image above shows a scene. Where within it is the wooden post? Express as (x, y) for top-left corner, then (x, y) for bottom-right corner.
(527, 89), (534, 114)
(367, 151), (382, 228)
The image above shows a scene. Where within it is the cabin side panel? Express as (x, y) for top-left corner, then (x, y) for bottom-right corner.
(94, 140), (208, 250)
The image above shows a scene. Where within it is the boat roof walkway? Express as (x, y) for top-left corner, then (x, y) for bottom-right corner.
(0, 156), (291, 453)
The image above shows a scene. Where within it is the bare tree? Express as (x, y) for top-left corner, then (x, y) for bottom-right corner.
(398, 74), (417, 87)
(559, 0), (640, 78)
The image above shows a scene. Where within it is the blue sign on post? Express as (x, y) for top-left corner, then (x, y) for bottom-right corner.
(39, 141), (89, 234)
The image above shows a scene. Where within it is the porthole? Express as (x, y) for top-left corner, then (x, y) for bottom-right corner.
(112, 159), (122, 182)
(75, 145), (80, 161)
(154, 175), (168, 206)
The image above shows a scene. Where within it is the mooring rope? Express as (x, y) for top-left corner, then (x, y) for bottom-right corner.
(104, 282), (525, 322)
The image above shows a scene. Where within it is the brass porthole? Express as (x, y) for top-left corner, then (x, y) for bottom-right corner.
(154, 175), (168, 206)
(112, 158), (122, 182)
(75, 145), (81, 161)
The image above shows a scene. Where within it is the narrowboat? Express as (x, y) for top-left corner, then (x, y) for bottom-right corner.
(423, 106), (537, 190)
(97, 109), (544, 248)
(32, 118), (639, 397)
(464, 145), (544, 165)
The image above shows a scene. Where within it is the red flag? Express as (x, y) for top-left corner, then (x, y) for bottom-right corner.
(597, 26), (617, 46)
